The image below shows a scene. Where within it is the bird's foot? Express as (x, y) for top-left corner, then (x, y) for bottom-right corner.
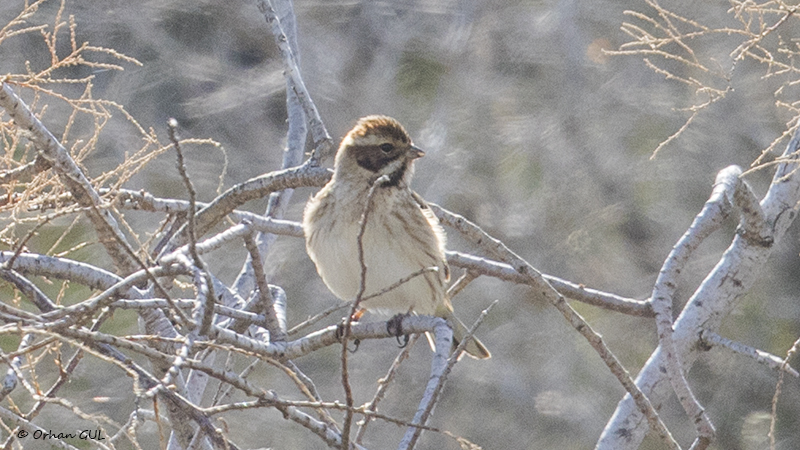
(336, 318), (362, 353)
(386, 313), (411, 348)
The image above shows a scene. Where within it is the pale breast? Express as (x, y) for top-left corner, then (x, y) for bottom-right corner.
(303, 183), (448, 316)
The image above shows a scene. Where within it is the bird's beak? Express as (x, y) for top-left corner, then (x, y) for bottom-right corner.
(408, 145), (425, 159)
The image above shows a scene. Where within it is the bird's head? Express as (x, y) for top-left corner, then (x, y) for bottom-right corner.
(334, 115), (424, 186)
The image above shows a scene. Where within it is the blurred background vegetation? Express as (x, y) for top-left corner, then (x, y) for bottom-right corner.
(1, 0), (799, 449)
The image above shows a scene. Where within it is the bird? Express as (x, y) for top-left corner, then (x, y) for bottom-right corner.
(302, 115), (490, 359)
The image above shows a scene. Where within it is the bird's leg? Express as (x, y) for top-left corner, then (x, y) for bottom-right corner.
(351, 308), (366, 322)
(337, 308), (365, 353)
(386, 311), (412, 348)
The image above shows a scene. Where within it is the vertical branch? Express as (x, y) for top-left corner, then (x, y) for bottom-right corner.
(648, 167), (744, 448)
(340, 174), (389, 449)
(168, 119), (214, 334)
(233, 0), (308, 294)
(400, 301), (497, 450)
(255, 0), (333, 163)
(242, 227), (288, 343)
(397, 318), (452, 450)
(166, 120), (218, 449)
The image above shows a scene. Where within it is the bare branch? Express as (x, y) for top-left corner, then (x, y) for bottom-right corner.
(398, 318), (453, 450)
(355, 335), (420, 444)
(429, 204), (681, 449)
(243, 228), (288, 342)
(700, 330), (799, 378)
(340, 173), (391, 448)
(400, 301), (497, 450)
(168, 118), (212, 334)
(163, 163), (330, 252)
(446, 251), (653, 316)
(648, 168), (745, 446)
(770, 334), (800, 449)
(599, 126), (800, 450)
(254, 0), (333, 163)
(0, 155), (50, 184)
(233, 0), (309, 294)
(0, 81), (138, 274)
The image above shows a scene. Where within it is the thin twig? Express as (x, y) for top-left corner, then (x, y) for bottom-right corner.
(769, 334), (800, 450)
(169, 118), (214, 334)
(242, 227), (287, 342)
(445, 269), (478, 299)
(354, 334), (419, 444)
(287, 302), (349, 336)
(341, 174), (390, 448)
(700, 330), (798, 377)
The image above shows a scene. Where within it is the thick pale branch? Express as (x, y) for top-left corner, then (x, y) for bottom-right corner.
(0, 251), (134, 295)
(212, 315), (451, 361)
(447, 251), (653, 316)
(648, 167), (745, 446)
(400, 301), (496, 450)
(398, 319), (453, 450)
(598, 128), (800, 450)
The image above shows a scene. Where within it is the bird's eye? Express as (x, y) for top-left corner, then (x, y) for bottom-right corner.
(379, 143), (394, 153)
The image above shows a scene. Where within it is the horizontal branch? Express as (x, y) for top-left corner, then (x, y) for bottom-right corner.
(213, 315), (448, 361)
(0, 155), (50, 184)
(163, 163), (330, 252)
(0, 252), (131, 294)
(113, 186), (651, 317)
(446, 251), (653, 316)
(700, 330), (799, 378)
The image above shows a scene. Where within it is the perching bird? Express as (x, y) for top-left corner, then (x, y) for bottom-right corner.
(302, 115), (490, 359)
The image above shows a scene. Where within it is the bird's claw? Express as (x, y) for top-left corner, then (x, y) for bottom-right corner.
(387, 313), (411, 348)
(337, 320), (362, 353)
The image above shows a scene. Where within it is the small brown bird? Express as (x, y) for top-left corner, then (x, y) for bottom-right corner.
(303, 115), (490, 359)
